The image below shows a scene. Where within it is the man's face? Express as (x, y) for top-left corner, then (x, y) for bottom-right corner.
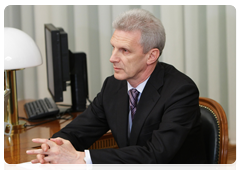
(110, 30), (148, 85)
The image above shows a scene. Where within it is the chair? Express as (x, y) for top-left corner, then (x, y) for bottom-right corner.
(199, 97), (228, 164)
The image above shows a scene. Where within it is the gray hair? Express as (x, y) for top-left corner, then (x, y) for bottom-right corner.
(112, 8), (166, 55)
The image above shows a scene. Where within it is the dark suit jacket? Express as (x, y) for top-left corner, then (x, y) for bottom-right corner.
(52, 62), (206, 164)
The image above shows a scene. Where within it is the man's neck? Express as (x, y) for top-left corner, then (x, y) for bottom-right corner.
(128, 63), (157, 88)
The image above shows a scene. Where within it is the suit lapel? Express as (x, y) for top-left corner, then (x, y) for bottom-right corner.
(130, 63), (164, 145)
(116, 81), (129, 147)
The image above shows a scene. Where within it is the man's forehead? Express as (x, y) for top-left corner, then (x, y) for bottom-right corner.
(110, 30), (141, 45)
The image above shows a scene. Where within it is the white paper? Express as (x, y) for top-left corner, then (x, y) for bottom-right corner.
(16, 162), (49, 170)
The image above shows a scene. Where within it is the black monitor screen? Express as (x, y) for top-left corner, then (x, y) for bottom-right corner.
(44, 24), (65, 102)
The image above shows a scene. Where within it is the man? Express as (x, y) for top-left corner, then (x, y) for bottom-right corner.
(27, 9), (206, 164)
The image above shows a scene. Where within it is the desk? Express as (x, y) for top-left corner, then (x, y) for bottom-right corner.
(4, 100), (118, 164)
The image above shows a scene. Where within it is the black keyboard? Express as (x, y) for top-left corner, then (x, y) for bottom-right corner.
(24, 98), (59, 121)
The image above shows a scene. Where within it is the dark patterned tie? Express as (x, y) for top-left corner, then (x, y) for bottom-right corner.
(129, 88), (140, 120)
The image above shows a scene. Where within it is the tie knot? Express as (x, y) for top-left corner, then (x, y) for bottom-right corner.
(129, 88), (139, 102)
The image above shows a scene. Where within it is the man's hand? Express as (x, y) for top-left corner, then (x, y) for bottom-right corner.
(28, 138), (64, 164)
(26, 138), (86, 164)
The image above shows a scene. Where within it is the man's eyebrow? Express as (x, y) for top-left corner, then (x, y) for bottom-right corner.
(111, 45), (130, 50)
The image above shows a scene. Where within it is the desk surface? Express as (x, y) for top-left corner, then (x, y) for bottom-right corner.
(4, 100), (81, 164)
(4, 100), (117, 164)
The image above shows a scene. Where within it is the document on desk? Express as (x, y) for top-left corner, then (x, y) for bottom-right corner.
(16, 162), (49, 170)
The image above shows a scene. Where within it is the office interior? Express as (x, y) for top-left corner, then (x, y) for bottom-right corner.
(4, 5), (236, 159)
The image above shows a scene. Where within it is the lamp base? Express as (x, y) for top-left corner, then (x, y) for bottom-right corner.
(11, 120), (27, 134)
(4, 70), (27, 135)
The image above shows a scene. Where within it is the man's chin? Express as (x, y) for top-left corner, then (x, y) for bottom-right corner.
(113, 73), (126, 81)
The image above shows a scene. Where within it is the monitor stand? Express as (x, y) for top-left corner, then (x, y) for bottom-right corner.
(69, 50), (88, 112)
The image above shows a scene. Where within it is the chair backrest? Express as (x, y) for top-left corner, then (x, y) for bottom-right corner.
(199, 97), (228, 164)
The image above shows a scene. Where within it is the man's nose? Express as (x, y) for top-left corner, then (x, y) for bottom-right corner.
(110, 49), (119, 63)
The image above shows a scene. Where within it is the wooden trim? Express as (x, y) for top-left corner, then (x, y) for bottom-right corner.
(89, 131), (118, 149)
(199, 97), (229, 164)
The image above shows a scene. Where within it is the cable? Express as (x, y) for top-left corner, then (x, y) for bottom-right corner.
(87, 98), (92, 104)
(24, 118), (58, 127)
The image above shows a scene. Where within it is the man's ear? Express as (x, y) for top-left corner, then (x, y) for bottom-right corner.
(147, 48), (160, 65)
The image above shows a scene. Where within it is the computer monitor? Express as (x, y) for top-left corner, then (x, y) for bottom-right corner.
(44, 23), (89, 112)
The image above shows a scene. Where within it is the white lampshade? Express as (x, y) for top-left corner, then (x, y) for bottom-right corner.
(4, 27), (42, 70)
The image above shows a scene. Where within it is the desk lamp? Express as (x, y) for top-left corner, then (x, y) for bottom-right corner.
(4, 27), (42, 134)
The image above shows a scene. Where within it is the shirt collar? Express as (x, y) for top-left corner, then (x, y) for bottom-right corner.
(127, 76), (150, 94)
